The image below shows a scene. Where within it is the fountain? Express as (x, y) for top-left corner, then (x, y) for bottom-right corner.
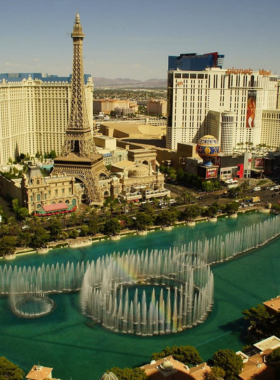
(10, 280), (54, 318)
(1, 216), (279, 326)
(80, 250), (214, 335)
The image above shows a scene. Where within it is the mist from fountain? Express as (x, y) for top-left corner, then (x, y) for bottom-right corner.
(184, 215), (280, 263)
(80, 249), (214, 335)
(10, 279), (54, 318)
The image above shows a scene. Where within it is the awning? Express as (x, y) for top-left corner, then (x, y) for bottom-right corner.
(43, 203), (68, 212)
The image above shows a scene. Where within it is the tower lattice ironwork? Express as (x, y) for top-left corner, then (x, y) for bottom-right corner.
(53, 14), (106, 204)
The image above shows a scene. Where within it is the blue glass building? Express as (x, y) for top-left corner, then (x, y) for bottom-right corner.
(0, 72), (91, 84)
(168, 52), (224, 71)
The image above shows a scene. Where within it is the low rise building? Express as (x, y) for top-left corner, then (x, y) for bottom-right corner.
(261, 110), (280, 149)
(147, 99), (167, 116)
(263, 296), (280, 315)
(110, 161), (169, 202)
(141, 355), (210, 379)
(26, 364), (60, 380)
(22, 165), (82, 215)
(93, 99), (137, 114)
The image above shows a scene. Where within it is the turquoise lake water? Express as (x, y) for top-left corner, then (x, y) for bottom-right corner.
(0, 211), (280, 379)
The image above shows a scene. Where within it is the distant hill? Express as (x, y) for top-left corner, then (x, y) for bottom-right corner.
(93, 77), (167, 88)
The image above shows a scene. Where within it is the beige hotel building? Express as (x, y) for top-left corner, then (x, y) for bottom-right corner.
(0, 73), (93, 165)
(167, 66), (278, 153)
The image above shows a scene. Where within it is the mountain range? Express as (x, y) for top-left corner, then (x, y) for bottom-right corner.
(93, 77), (167, 88)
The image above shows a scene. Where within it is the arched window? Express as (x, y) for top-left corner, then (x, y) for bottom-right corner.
(37, 204), (41, 209)
(72, 199), (76, 206)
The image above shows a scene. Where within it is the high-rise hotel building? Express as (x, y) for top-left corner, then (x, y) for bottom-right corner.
(0, 73), (93, 165)
(166, 53), (278, 154)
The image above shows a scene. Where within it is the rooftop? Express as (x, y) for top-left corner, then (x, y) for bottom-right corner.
(26, 365), (53, 380)
(254, 335), (280, 352)
(43, 203), (68, 212)
(239, 350), (274, 380)
(263, 296), (280, 313)
(141, 356), (210, 380)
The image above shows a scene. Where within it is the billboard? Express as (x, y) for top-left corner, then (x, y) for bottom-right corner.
(246, 90), (256, 128)
(254, 157), (264, 168)
(206, 168), (218, 179)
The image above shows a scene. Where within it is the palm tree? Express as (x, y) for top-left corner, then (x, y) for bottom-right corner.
(7, 217), (18, 236)
(70, 212), (78, 227)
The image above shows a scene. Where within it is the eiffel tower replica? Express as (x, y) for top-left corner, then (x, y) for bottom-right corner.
(53, 14), (105, 205)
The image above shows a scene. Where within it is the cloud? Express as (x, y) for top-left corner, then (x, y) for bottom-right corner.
(33, 58), (40, 62)
(5, 62), (21, 66)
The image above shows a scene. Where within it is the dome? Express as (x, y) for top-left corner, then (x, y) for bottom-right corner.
(160, 360), (174, 371)
(128, 164), (149, 178)
(196, 135), (220, 166)
(100, 372), (118, 380)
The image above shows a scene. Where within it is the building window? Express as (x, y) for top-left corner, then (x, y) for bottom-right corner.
(37, 194), (41, 201)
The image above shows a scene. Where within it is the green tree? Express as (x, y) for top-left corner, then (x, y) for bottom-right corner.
(30, 227), (49, 248)
(80, 224), (90, 237)
(110, 367), (148, 380)
(267, 347), (280, 363)
(69, 229), (79, 239)
(156, 209), (178, 226)
(88, 219), (99, 235)
(182, 191), (194, 205)
(204, 366), (226, 380)
(49, 150), (57, 159)
(182, 205), (201, 222)
(60, 231), (69, 241)
(140, 203), (155, 219)
(202, 181), (214, 192)
(12, 199), (20, 214)
(242, 304), (276, 334)
(49, 218), (62, 240)
(134, 213), (153, 231)
(0, 236), (16, 256)
(224, 202), (239, 215)
(202, 204), (219, 218)
(16, 232), (31, 248)
(7, 217), (19, 236)
(176, 168), (185, 181)
(151, 345), (202, 366)
(0, 356), (25, 380)
(70, 212), (78, 227)
(212, 349), (243, 380)
(103, 218), (121, 235)
(17, 207), (29, 221)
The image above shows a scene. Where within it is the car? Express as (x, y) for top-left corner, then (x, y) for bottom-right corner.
(248, 203), (254, 207)
(243, 204), (248, 208)
(253, 187), (261, 191)
(270, 187), (275, 191)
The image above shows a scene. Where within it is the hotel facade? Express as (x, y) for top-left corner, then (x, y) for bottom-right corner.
(0, 73), (93, 165)
(166, 65), (278, 153)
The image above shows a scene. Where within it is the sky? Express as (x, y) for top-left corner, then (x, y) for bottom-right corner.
(0, 0), (280, 81)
